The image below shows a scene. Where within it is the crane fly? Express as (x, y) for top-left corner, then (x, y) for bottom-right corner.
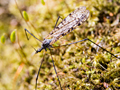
(24, 6), (120, 90)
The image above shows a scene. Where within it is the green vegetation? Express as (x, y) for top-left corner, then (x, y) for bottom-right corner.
(0, 0), (120, 90)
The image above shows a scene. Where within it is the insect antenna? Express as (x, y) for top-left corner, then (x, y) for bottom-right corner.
(30, 45), (37, 53)
(53, 38), (120, 59)
(49, 49), (63, 90)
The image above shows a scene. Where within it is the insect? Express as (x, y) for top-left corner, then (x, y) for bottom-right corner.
(24, 6), (120, 90)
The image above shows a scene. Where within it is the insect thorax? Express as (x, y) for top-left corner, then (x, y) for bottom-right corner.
(36, 39), (52, 53)
(42, 39), (52, 49)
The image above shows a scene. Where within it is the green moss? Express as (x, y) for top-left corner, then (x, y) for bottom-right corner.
(1, 0), (120, 90)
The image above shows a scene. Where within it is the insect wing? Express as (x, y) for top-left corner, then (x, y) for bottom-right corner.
(45, 6), (89, 39)
(45, 6), (89, 45)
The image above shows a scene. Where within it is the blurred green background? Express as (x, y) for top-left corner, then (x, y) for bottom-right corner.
(0, 0), (120, 90)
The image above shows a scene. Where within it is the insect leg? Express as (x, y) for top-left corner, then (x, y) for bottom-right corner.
(25, 28), (30, 40)
(54, 16), (63, 29)
(54, 16), (60, 29)
(25, 28), (42, 43)
(35, 57), (44, 90)
(53, 38), (120, 59)
(49, 49), (63, 90)
(87, 38), (120, 59)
